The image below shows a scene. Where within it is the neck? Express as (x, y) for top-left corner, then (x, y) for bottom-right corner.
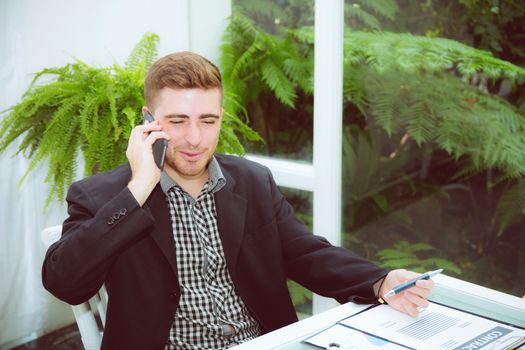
(166, 168), (209, 199)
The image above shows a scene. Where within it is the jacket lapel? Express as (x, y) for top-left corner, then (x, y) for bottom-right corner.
(145, 185), (179, 278)
(215, 170), (247, 281)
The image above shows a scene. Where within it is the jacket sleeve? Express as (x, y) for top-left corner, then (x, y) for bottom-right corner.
(267, 170), (389, 304)
(42, 180), (155, 305)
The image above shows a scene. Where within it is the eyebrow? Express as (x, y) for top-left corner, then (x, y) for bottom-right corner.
(164, 114), (220, 120)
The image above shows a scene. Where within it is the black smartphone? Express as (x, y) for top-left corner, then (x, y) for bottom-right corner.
(143, 111), (168, 170)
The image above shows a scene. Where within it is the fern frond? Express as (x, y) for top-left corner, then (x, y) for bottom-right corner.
(281, 38), (314, 95)
(345, 31), (525, 82)
(287, 280), (312, 307)
(349, 62), (525, 177)
(261, 58), (297, 107)
(495, 180), (525, 235)
(229, 13), (260, 39)
(355, 0), (399, 21)
(345, 3), (381, 29)
(221, 13), (305, 109)
(233, 0), (285, 20)
(125, 33), (159, 75)
(231, 36), (267, 81)
(376, 240), (461, 273)
(285, 27), (314, 45)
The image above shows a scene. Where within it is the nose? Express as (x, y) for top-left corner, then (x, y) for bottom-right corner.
(184, 122), (201, 148)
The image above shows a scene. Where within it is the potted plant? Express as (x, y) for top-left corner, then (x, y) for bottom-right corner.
(0, 33), (261, 207)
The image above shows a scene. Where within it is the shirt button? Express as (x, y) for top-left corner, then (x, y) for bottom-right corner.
(170, 292), (178, 300)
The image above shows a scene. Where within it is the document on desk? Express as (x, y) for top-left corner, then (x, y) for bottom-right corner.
(305, 323), (409, 349)
(336, 302), (525, 350)
(304, 302), (525, 349)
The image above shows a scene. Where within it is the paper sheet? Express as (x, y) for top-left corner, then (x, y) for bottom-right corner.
(304, 323), (408, 349)
(339, 302), (525, 350)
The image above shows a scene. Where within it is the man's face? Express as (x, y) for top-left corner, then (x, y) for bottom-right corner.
(151, 87), (222, 181)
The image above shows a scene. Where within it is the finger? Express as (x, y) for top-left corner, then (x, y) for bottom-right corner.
(129, 124), (163, 143)
(406, 285), (432, 299)
(416, 279), (434, 289)
(403, 294), (423, 317)
(139, 122), (163, 132)
(400, 297), (419, 318)
(396, 297), (410, 316)
(413, 280), (434, 297)
(144, 131), (170, 145)
(130, 122), (162, 138)
(388, 270), (420, 289)
(405, 291), (429, 309)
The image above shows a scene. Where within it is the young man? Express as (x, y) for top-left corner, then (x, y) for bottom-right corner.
(42, 52), (434, 349)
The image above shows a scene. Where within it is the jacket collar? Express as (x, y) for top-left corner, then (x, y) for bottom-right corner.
(214, 163), (247, 282)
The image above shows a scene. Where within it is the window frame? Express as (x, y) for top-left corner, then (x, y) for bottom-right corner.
(246, 0), (344, 314)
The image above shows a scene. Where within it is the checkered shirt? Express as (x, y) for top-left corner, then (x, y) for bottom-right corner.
(161, 158), (261, 349)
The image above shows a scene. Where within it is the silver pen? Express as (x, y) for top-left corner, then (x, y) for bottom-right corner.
(383, 268), (443, 298)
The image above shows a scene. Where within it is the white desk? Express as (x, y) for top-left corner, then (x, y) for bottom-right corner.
(232, 274), (525, 350)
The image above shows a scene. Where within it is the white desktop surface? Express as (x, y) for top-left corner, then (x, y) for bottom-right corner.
(231, 302), (370, 350)
(231, 274), (525, 350)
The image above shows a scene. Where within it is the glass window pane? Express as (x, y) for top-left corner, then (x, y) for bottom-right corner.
(342, 0), (525, 297)
(226, 0), (315, 161)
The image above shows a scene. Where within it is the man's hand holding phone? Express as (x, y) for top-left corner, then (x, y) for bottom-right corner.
(143, 111), (168, 170)
(126, 110), (170, 206)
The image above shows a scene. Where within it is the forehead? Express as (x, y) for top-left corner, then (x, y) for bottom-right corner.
(152, 87), (222, 116)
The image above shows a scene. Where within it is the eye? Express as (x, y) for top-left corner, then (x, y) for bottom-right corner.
(169, 120), (184, 124)
(203, 120), (216, 125)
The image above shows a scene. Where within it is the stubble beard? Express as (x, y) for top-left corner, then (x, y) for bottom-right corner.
(164, 149), (213, 179)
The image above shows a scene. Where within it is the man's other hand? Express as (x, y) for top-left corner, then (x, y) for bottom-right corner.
(380, 269), (434, 317)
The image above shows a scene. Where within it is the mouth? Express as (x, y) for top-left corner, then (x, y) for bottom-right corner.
(179, 150), (204, 161)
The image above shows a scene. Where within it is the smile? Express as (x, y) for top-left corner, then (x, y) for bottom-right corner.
(179, 150), (204, 161)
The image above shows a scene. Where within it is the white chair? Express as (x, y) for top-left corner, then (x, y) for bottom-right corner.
(41, 225), (107, 350)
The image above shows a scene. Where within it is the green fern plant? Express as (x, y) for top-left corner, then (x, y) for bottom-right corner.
(286, 28), (525, 176)
(220, 13), (313, 110)
(0, 33), (260, 207)
(221, 9), (525, 225)
(235, 0), (399, 32)
(286, 280), (312, 309)
(375, 240), (462, 274)
(221, 14), (525, 178)
(345, 0), (399, 29)
(495, 179), (525, 235)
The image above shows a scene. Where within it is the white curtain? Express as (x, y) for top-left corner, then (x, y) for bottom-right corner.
(0, 27), (73, 347)
(0, 0), (229, 346)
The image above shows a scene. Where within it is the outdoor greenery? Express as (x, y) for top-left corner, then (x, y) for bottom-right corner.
(375, 241), (462, 274)
(226, 0), (525, 305)
(0, 33), (260, 207)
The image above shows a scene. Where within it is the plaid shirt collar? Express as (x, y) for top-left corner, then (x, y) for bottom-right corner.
(159, 155), (226, 195)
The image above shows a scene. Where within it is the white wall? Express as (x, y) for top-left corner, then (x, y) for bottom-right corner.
(3, 0), (190, 75)
(0, 0), (230, 347)
(188, 0), (231, 64)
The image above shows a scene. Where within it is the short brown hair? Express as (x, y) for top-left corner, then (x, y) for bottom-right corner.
(144, 51), (222, 108)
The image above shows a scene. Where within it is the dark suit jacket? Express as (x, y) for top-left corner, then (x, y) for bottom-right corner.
(42, 154), (387, 349)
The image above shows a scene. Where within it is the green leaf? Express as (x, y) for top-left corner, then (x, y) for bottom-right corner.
(371, 193), (389, 212)
(287, 280), (312, 307)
